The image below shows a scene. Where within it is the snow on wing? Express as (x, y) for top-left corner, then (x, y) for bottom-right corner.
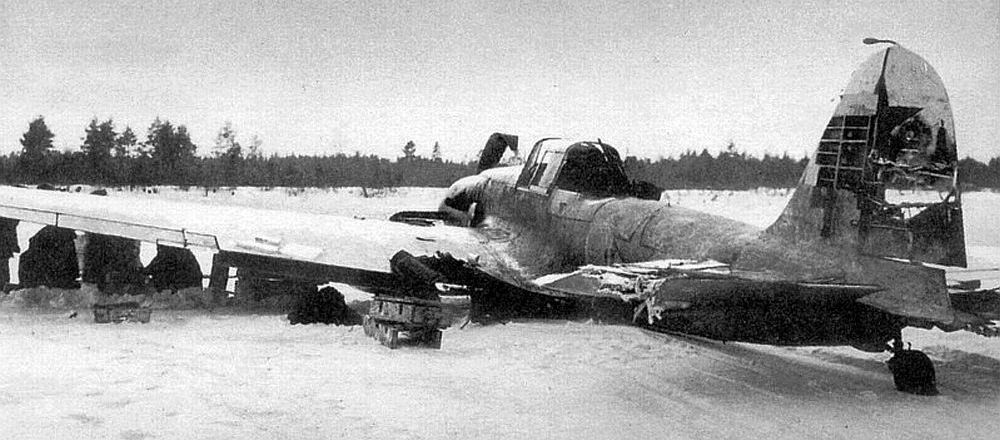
(0, 186), (491, 275)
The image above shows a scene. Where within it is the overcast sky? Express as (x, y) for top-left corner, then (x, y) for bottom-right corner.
(2, 0), (997, 161)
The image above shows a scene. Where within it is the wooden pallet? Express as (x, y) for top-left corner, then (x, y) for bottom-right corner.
(363, 296), (445, 349)
(93, 302), (151, 324)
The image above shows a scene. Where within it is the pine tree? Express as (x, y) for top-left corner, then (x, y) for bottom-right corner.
(81, 118), (117, 182)
(212, 121), (243, 185)
(402, 140), (416, 161)
(432, 142), (442, 162)
(115, 126), (137, 158)
(145, 118), (197, 184)
(213, 121), (242, 159)
(19, 116), (55, 182)
(111, 126), (138, 184)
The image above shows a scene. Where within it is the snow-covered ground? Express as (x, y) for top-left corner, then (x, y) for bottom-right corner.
(1, 186), (998, 439)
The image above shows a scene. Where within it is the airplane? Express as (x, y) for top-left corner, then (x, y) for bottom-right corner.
(0, 40), (995, 395)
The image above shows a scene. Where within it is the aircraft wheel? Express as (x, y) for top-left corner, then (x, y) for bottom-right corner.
(886, 349), (938, 395)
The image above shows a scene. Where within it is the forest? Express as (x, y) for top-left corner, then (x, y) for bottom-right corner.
(4, 116), (999, 190)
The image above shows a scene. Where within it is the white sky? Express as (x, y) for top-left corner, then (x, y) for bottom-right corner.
(1, 0), (998, 161)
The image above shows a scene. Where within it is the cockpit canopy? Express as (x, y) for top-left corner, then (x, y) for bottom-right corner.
(516, 139), (641, 198)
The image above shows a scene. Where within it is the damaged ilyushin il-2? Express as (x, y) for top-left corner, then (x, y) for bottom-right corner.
(0, 40), (995, 395)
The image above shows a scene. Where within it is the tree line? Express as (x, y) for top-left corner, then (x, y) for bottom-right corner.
(625, 143), (809, 190)
(4, 116), (999, 190)
(3, 117), (473, 188)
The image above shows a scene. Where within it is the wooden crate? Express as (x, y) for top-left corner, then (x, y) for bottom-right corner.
(93, 302), (151, 324)
(364, 296), (445, 349)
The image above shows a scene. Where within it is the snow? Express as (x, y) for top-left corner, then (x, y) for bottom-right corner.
(1, 186), (998, 439)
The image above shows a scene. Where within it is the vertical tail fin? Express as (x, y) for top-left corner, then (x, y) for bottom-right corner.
(766, 45), (966, 267)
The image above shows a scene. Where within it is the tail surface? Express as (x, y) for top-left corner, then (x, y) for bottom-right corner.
(766, 44), (966, 268)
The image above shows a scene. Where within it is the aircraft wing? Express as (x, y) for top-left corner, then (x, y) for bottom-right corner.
(0, 186), (501, 290)
(0, 185), (674, 302)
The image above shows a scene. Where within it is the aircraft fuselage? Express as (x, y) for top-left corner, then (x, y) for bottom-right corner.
(452, 164), (906, 349)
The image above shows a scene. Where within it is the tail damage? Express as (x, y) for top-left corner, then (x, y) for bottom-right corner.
(766, 44), (966, 268)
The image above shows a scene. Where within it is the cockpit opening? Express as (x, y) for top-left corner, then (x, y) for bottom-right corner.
(555, 142), (631, 196)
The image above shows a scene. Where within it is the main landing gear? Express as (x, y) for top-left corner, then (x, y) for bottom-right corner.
(886, 337), (938, 395)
